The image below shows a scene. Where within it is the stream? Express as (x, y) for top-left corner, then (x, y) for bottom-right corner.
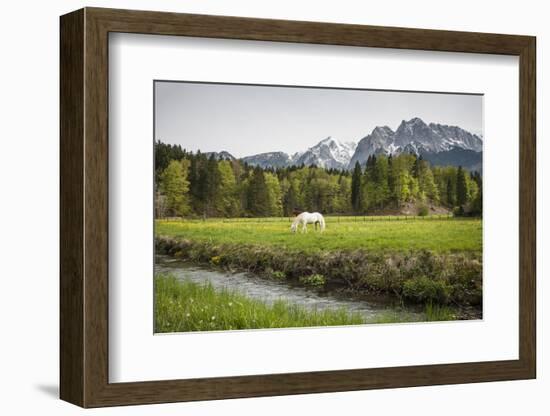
(155, 256), (423, 322)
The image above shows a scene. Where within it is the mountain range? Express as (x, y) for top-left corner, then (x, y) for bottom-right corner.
(240, 138), (357, 171)
(208, 117), (483, 171)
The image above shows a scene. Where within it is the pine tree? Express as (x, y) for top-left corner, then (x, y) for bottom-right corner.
(203, 154), (222, 216)
(187, 154), (200, 211)
(456, 166), (468, 207)
(446, 177), (455, 207)
(367, 155), (377, 177)
(412, 155), (420, 178)
(373, 156), (390, 208)
(471, 180), (482, 216)
(190, 151), (209, 214)
(247, 167), (270, 216)
(351, 161), (363, 213)
(283, 181), (298, 216)
(155, 140), (186, 176)
(387, 154), (396, 205)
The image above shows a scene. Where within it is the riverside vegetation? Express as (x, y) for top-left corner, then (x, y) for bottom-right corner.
(155, 273), (457, 332)
(156, 217), (482, 312)
(155, 274), (364, 332)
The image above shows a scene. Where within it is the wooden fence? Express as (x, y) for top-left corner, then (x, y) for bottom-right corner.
(157, 214), (455, 223)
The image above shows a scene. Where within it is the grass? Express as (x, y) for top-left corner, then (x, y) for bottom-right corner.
(155, 215), (482, 311)
(156, 216), (482, 254)
(155, 274), (364, 332)
(156, 236), (483, 307)
(367, 304), (457, 324)
(155, 274), (460, 333)
(424, 302), (457, 321)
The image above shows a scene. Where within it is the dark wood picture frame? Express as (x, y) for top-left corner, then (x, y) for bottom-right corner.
(60, 7), (536, 408)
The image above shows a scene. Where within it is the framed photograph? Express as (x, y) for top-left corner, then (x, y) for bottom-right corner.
(60, 7), (536, 407)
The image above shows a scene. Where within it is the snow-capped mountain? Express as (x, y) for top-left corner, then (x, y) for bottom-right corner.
(238, 118), (482, 171)
(349, 118), (482, 170)
(241, 151), (291, 168)
(292, 137), (357, 170)
(242, 137), (356, 170)
(392, 117), (482, 153)
(348, 126), (394, 167)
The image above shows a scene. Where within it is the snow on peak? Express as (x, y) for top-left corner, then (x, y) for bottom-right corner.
(292, 136), (357, 169)
(348, 117), (482, 169)
(240, 117), (481, 171)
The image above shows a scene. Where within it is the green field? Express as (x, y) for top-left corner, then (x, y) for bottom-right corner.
(156, 216), (482, 254)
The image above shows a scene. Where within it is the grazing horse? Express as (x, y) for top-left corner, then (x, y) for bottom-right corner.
(290, 212), (326, 233)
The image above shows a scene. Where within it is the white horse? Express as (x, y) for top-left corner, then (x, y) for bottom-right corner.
(290, 212), (326, 233)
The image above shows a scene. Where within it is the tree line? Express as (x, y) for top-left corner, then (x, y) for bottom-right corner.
(155, 140), (482, 218)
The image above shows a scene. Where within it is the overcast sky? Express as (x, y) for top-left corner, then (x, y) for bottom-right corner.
(154, 81), (483, 158)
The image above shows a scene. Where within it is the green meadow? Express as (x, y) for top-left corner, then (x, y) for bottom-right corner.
(155, 216), (482, 254)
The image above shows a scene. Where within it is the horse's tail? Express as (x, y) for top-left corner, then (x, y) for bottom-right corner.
(319, 215), (326, 231)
